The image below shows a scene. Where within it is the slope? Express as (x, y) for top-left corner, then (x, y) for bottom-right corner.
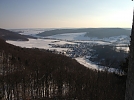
(0, 28), (28, 41)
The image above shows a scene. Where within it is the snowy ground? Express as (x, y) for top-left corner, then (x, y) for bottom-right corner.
(75, 57), (124, 74)
(10, 28), (54, 35)
(7, 39), (75, 52)
(46, 32), (88, 40)
(45, 32), (129, 43)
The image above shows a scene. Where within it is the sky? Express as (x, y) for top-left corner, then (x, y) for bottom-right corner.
(0, 0), (134, 29)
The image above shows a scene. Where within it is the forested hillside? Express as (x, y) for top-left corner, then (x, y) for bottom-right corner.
(0, 28), (29, 41)
(0, 38), (126, 100)
(85, 28), (130, 38)
(37, 28), (130, 38)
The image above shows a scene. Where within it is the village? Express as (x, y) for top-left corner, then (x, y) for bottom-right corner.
(48, 41), (128, 69)
(49, 42), (95, 58)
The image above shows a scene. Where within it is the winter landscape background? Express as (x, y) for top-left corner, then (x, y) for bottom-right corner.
(7, 28), (130, 73)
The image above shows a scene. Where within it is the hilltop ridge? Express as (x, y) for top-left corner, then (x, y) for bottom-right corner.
(0, 28), (36, 41)
(0, 28), (29, 41)
(37, 28), (131, 38)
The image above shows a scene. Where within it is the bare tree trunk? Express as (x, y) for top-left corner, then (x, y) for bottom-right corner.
(22, 78), (26, 99)
(45, 75), (49, 98)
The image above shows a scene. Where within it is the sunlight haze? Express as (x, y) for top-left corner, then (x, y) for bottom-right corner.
(0, 0), (133, 29)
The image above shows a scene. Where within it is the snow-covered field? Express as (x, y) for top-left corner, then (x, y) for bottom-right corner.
(7, 29), (129, 73)
(7, 39), (75, 52)
(46, 32), (88, 40)
(11, 28), (55, 35)
(46, 32), (129, 43)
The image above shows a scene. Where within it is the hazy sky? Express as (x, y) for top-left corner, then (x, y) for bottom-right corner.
(0, 0), (133, 29)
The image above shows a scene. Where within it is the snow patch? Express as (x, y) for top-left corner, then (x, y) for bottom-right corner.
(75, 57), (121, 74)
(6, 39), (75, 52)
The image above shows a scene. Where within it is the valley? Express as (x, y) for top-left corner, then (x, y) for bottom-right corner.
(7, 28), (130, 73)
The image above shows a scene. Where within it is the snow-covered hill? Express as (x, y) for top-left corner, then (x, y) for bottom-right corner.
(11, 28), (130, 44)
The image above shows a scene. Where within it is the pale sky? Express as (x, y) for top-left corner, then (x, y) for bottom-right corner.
(0, 0), (133, 29)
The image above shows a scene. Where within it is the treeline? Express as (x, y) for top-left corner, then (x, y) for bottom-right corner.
(0, 39), (126, 100)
